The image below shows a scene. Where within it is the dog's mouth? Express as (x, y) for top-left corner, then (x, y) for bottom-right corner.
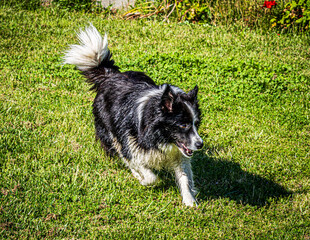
(176, 141), (193, 158)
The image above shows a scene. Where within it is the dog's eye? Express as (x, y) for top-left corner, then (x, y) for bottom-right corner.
(178, 123), (190, 130)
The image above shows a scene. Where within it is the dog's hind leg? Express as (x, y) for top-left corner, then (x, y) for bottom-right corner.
(174, 159), (197, 207)
(139, 166), (158, 186)
(94, 122), (117, 156)
(130, 166), (158, 186)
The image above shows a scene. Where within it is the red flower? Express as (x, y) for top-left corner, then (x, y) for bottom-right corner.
(262, 1), (277, 9)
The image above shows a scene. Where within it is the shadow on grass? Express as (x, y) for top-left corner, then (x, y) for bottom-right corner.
(111, 146), (291, 207)
(191, 151), (292, 207)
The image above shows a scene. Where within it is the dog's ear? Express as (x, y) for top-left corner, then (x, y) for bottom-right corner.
(188, 85), (198, 102)
(161, 85), (174, 113)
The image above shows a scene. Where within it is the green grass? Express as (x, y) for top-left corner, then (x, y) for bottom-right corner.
(1, 6), (310, 239)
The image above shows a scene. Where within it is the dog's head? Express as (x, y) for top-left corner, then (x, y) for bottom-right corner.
(161, 85), (203, 158)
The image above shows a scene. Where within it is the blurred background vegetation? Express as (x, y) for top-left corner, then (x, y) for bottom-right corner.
(126, 0), (310, 32)
(1, 0), (309, 32)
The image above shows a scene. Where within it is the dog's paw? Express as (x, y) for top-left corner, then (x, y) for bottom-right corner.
(182, 195), (198, 207)
(131, 169), (143, 182)
(140, 174), (158, 186)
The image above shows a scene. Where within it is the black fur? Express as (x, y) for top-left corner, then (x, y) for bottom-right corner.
(82, 58), (201, 159)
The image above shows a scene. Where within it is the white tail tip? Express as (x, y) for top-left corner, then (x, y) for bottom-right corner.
(63, 24), (109, 71)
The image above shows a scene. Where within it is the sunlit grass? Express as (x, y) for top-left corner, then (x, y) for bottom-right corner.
(0, 6), (309, 239)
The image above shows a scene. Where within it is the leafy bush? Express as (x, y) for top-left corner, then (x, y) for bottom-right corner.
(271, 0), (310, 31)
(123, 1), (281, 27)
(2, 0), (42, 10)
(176, 0), (212, 22)
(123, 0), (213, 23)
(125, 0), (310, 32)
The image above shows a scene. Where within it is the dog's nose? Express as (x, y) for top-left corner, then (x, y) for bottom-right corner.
(195, 141), (203, 149)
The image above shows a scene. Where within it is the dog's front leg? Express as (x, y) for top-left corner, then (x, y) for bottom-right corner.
(174, 159), (197, 207)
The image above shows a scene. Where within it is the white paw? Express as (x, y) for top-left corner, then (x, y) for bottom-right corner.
(182, 195), (198, 207)
(131, 169), (143, 182)
(140, 174), (158, 186)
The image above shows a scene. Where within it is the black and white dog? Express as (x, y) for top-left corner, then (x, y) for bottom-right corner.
(64, 25), (203, 206)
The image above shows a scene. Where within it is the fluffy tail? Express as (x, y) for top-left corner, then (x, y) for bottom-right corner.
(63, 24), (115, 72)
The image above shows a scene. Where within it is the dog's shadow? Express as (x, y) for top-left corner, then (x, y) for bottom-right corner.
(194, 151), (291, 207)
(158, 150), (291, 207)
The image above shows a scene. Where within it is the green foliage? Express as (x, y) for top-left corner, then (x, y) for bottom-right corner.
(2, 0), (310, 31)
(124, 1), (269, 27)
(1, 0), (107, 12)
(272, 0), (310, 31)
(1, 0), (42, 10)
(52, 0), (93, 11)
(127, 0), (310, 32)
(176, 0), (212, 22)
(123, 0), (213, 23)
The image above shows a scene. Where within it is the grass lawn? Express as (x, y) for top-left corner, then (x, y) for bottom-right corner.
(1, 6), (310, 239)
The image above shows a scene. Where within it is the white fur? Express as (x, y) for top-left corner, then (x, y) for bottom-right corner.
(174, 159), (197, 206)
(136, 88), (165, 130)
(184, 102), (203, 151)
(126, 136), (182, 170)
(126, 87), (199, 206)
(111, 133), (197, 206)
(63, 24), (109, 71)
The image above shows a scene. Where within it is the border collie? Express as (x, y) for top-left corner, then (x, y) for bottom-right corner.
(63, 25), (203, 206)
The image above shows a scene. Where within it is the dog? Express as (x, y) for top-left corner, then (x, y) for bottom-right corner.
(63, 24), (204, 206)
